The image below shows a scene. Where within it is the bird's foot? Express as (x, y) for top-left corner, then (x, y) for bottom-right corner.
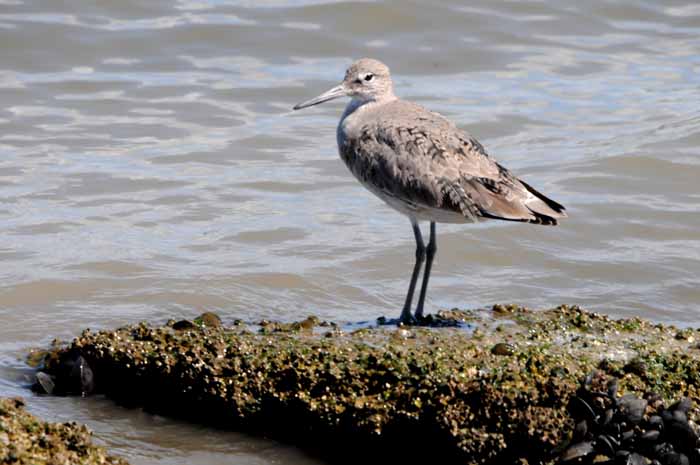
(376, 309), (463, 327)
(397, 309), (428, 327)
(399, 310), (417, 326)
(376, 309), (418, 326)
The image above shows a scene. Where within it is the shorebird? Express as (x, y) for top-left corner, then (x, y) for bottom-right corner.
(293, 58), (566, 324)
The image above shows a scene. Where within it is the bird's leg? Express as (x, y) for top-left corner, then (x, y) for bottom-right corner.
(399, 221), (425, 324)
(414, 222), (436, 320)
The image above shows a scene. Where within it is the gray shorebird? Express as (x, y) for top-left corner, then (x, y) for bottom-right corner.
(293, 58), (566, 324)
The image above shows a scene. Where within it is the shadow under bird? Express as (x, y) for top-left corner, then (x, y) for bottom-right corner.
(293, 58), (566, 324)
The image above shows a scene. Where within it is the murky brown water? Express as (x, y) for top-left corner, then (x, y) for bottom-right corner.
(1, 0), (699, 462)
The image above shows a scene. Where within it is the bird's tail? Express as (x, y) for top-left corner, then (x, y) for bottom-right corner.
(519, 179), (567, 226)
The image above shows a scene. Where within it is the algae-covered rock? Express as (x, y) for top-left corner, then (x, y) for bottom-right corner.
(36, 305), (700, 464)
(194, 312), (222, 329)
(0, 397), (129, 465)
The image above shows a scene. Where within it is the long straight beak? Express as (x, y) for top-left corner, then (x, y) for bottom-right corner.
(293, 84), (347, 110)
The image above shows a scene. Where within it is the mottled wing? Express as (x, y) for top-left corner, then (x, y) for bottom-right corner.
(342, 103), (566, 225)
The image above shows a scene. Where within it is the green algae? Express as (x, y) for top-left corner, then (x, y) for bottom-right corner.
(38, 305), (700, 464)
(0, 397), (129, 465)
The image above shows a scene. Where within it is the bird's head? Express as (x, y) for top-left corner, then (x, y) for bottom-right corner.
(293, 58), (395, 110)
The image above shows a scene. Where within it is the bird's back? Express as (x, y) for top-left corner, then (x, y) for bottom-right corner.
(338, 99), (566, 225)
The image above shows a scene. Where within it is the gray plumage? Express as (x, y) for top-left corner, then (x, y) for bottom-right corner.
(338, 98), (565, 225)
(293, 58), (566, 323)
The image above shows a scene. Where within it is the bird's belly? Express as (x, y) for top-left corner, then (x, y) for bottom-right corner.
(359, 179), (475, 224)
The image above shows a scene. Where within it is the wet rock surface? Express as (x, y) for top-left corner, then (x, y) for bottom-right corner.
(34, 306), (700, 464)
(0, 397), (129, 465)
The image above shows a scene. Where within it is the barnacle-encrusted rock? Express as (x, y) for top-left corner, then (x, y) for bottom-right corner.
(35, 305), (700, 464)
(0, 397), (129, 465)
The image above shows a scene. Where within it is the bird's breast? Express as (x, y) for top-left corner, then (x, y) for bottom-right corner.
(336, 107), (369, 170)
(337, 107), (362, 147)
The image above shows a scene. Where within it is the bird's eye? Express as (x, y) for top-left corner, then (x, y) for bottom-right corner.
(364, 73), (374, 82)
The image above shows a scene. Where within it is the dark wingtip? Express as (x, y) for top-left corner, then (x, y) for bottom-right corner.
(519, 179), (567, 216)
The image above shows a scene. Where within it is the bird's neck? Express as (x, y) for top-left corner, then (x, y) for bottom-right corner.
(341, 94), (397, 124)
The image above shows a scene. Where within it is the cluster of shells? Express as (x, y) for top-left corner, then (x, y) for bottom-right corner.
(559, 371), (700, 465)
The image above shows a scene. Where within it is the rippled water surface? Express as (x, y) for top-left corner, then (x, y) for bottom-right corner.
(1, 0), (699, 462)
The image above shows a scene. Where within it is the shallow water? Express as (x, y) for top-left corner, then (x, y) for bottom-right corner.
(0, 0), (699, 462)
